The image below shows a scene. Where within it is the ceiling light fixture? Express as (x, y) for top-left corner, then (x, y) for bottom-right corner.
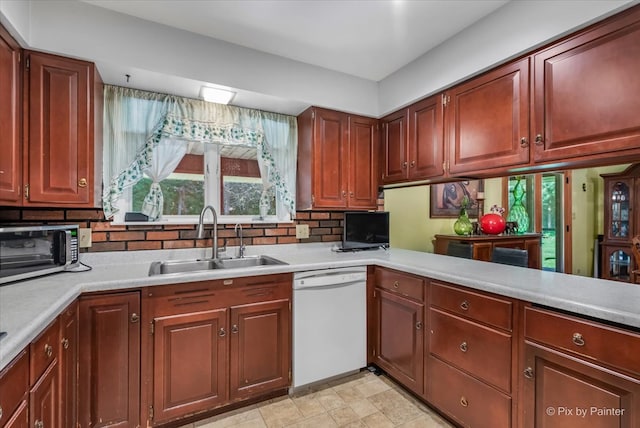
(200, 86), (235, 104)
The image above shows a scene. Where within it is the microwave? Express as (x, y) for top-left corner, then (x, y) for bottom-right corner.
(0, 225), (80, 285)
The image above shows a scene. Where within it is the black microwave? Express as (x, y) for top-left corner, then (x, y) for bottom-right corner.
(0, 225), (79, 285)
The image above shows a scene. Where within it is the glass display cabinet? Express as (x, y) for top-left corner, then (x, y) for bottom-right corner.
(601, 164), (640, 283)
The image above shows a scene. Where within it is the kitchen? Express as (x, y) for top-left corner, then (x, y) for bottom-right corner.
(3, 2), (640, 426)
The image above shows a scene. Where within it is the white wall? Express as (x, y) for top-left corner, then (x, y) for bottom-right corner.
(378, 0), (636, 116)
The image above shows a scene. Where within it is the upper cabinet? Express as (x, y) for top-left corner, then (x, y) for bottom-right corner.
(24, 51), (103, 207)
(0, 25), (22, 204)
(532, 7), (640, 164)
(381, 94), (444, 184)
(297, 107), (378, 210)
(445, 58), (530, 175)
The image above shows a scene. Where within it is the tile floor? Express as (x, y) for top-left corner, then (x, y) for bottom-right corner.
(179, 371), (454, 428)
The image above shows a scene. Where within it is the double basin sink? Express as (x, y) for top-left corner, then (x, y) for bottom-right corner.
(149, 255), (287, 276)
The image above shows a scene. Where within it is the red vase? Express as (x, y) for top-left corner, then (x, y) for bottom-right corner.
(480, 213), (506, 235)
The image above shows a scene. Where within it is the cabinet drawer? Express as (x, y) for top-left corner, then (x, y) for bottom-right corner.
(430, 281), (512, 330)
(375, 268), (424, 301)
(525, 306), (640, 376)
(428, 356), (511, 428)
(430, 308), (512, 393)
(30, 318), (59, 384)
(0, 349), (29, 425)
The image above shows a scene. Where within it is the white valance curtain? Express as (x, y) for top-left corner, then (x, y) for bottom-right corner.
(102, 85), (297, 220)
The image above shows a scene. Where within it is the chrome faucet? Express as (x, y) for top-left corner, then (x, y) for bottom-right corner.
(234, 223), (245, 258)
(197, 205), (219, 260)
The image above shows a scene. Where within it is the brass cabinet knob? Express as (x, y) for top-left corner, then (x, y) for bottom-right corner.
(524, 367), (534, 379)
(416, 321), (423, 330)
(572, 332), (585, 346)
(61, 338), (69, 350)
(402, 161), (408, 169)
(460, 396), (469, 407)
(219, 328), (226, 337)
(393, 281), (399, 289)
(460, 300), (469, 311)
(78, 178), (88, 187)
(459, 341), (468, 353)
(44, 344), (53, 358)
(35, 420), (44, 428)
(231, 325), (239, 334)
(410, 160), (416, 167)
(520, 137), (529, 148)
(130, 313), (139, 323)
(535, 134), (544, 145)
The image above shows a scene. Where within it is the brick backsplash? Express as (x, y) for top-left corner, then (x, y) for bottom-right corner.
(0, 208), (344, 252)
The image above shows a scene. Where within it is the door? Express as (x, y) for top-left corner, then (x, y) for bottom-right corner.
(312, 108), (348, 208)
(29, 362), (59, 428)
(348, 115), (378, 209)
(25, 51), (93, 205)
(447, 58), (530, 175)
(532, 9), (640, 163)
(374, 288), (424, 395)
(152, 309), (228, 425)
(408, 94), (445, 180)
(523, 343), (640, 428)
(229, 300), (290, 401)
(381, 109), (408, 183)
(60, 301), (78, 428)
(0, 25), (21, 205)
(79, 292), (140, 428)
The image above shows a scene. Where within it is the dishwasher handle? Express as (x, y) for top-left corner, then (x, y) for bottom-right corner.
(293, 272), (366, 289)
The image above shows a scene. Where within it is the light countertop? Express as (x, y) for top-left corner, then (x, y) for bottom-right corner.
(1, 242), (639, 371)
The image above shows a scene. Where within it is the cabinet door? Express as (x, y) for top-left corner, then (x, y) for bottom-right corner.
(523, 343), (640, 428)
(348, 115), (378, 209)
(447, 58), (530, 175)
(59, 301), (78, 428)
(79, 292), (140, 428)
(374, 288), (424, 395)
(381, 109), (408, 184)
(312, 108), (348, 208)
(152, 309), (228, 425)
(408, 94), (444, 180)
(532, 8), (640, 164)
(229, 299), (290, 401)
(29, 361), (59, 428)
(0, 25), (22, 205)
(602, 245), (633, 283)
(25, 51), (94, 206)
(604, 179), (633, 242)
(0, 350), (29, 428)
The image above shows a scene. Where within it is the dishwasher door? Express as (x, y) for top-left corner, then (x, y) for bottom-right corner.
(292, 267), (367, 389)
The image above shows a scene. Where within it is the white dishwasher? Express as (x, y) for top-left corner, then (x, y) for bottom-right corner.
(292, 266), (367, 389)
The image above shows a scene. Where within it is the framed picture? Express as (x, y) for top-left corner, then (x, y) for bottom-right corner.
(430, 180), (484, 218)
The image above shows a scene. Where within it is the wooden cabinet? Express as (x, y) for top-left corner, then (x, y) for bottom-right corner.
(29, 319), (60, 428)
(22, 50), (103, 207)
(445, 58), (530, 175)
(381, 94), (444, 184)
(427, 281), (516, 427)
(79, 292), (140, 428)
(532, 6), (640, 165)
(0, 24), (22, 205)
(59, 301), (78, 428)
(523, 306), (640, 427)
(434, 233), (542, 269)
(144, 274), (292, 426)
(0, 350), (29, 428)
(601, 164), (640, 282)
(297, 107), (378, 210)
(373, 267), (425, 396)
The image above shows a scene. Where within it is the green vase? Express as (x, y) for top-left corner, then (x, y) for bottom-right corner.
(453, 208), (473, 236)
(507, 177), (529, 234)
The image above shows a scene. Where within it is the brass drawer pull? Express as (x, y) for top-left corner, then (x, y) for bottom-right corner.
(393, 281), (399, 289)
(460, 396), (468, 407)
(524, 367), (534, 379)
(459, 341), (468, 353)
(35, 420), (44, 428)
(61, 338), (69, 350)
(44, 344), (53, 358)
(130, 313), (139, 323)
(219, 328), (226, 337)
(231, 324), (239, 334)
(78, 178), (87, 187)
(416, 321), (423, 330)
(460, 300), (469, 311)
(572, 332), (585, 347)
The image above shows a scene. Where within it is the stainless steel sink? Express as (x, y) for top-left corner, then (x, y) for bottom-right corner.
(148, 255), (287, 276)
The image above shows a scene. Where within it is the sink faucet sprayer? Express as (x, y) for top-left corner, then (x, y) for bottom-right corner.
(235, 223), (245, 258)
(197, 205), (219, 260)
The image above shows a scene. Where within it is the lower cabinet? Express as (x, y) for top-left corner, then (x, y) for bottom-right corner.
(373, 268), (425, 396)
(144, 274), (292, 426)
(29, 362), (59, 428)
(59, 301), (78, 428)
(79, 292), (141, 428)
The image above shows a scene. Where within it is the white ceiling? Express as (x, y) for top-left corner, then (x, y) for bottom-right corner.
(83, 0), (509, 82)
